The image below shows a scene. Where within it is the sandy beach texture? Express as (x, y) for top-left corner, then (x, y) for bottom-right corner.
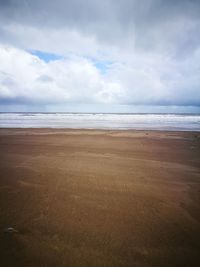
(0, 129), (200, 267)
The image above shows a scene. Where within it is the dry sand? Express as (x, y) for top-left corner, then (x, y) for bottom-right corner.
(0, 129), (200, 267)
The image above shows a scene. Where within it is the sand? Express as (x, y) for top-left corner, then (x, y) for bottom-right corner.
(0, 129), (200, 267)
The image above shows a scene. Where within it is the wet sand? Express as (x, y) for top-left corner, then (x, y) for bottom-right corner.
(0, 129), (200, 267)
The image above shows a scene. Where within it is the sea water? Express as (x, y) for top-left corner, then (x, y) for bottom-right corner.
(0, 113), (199, 131)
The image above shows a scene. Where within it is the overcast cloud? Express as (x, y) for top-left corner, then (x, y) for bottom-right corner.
(0, 0), (200, 112)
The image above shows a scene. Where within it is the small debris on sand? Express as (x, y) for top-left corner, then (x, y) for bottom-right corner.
(3, 227), (19, 234)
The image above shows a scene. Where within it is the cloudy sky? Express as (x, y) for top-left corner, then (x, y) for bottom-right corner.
(0, 0), (200, 113)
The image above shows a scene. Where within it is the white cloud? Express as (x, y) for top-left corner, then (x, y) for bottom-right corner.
(0, 45), (122, 105)
(0, 45), (200, 109)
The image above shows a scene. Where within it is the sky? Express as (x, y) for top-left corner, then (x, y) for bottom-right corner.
(0, 0), (200, 113)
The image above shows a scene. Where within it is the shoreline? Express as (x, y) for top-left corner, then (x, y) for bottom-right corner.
(1, 127), (200, 133)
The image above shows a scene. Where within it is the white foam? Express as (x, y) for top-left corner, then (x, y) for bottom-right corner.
(0, 113), (199, 131)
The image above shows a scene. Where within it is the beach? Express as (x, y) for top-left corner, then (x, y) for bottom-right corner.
(0, 129), (200, 267)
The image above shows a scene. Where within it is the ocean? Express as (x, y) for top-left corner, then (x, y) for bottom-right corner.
(0, 113), (199, 131)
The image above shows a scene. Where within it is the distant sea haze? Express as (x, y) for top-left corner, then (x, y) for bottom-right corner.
(0, 113), (200, 131)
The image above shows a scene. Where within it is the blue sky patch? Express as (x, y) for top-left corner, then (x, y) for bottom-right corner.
(90, 58), (113, 74)
(30, 50), (63, 62)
